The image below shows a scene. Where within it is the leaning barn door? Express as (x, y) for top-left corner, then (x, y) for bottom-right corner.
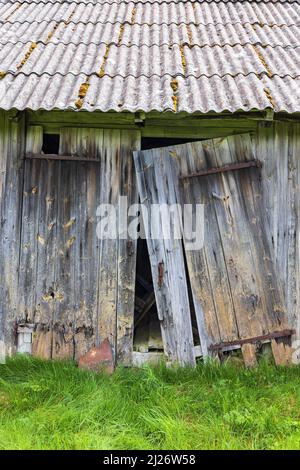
(134, 134), (293, 366)
(19, 126), (140, 364)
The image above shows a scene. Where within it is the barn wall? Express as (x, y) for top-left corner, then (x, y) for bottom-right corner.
(0, 109), (7, 349)
(1, 109), (300, 360)
(254, 122), (300, 339)
(1, 118), (141, 362)
(0, 110), (26, 354)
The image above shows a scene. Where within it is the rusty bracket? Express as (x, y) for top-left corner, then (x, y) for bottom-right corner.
(26, 153), (100, 162)
(180, 160), (262, 180)
(158, 261), (165, 288)
(208, 329), (295, 352)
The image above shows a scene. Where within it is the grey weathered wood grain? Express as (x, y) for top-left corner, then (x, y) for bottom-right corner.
(0, 113), (26, 354)
(26, 126), (43, 155)
(96, 129), (120, 360)
(136, 134), (291, 365)
(255, 123), (300, 341)
(1, 124), (140, 362)
(116, 130), (141, 365)
(134, 148), (196, 366)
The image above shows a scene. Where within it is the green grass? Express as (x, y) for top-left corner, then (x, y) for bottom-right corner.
(0, 356), (300, 450)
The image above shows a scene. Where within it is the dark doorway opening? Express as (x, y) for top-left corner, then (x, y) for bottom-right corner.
(134, 239), (163, 353)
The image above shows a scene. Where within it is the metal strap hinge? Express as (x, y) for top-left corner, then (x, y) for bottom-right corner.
(180, 160), (262, 180)
(208, 329), (295, 352)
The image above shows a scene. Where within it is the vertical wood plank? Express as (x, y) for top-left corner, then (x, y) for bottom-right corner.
(116, 130), (141, 366)
(136, 133), (290, 366)
(26, 126), (43, 154)
(241, 343), (258, 368)
(254, 122), (297, 359)
(0, 111), (9, 349)
(72, 129), (103, 359)
(97, 129), (121, 359)
(134, 147), (196, 366)
(175, 140), (238, 355)
(0, 112), (25, 354)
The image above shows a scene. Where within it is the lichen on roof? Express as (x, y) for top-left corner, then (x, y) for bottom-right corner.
(75, 79), (90, 109)
(98, 45), (110, 78)
(0, 0), (299, 114)
(170, 79), (179, 112)
(16, 42), (37, 71)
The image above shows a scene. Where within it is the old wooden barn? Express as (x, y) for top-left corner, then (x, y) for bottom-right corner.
(1, 0), (300, 368)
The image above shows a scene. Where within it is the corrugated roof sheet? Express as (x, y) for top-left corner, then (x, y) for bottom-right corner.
(0, 0), (300, 114)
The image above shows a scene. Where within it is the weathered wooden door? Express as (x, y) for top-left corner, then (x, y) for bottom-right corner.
(19, 127), (140, 364)
(134, 134), (293, 366)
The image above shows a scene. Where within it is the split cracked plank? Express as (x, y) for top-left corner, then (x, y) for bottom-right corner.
(97, 129), (120, 359)
(134, 147), (196, 367)
(116, 130), (140, 366)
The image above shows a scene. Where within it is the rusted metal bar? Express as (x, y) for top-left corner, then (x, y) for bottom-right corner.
(208, 329), (295, 352)
(158, 261), (165, 288)
(180, 159), (262, 180)
(25, 153), (100, 162)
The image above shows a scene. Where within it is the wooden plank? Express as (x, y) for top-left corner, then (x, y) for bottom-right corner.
(271, 338), (292, 366)
(26, 126), (43, 154)
(211, 136), (287, 344)
(134, 148), (196, 366)
(116, 129), (141, 365)
(96, 130), (120, 360)
(18, 159), (41, 324)
(56, 128), (105, 359)
(142, 127), (255, 139)
(19, 126), (44, 340)
(230, 135), (287, 332)
(26, 110), (258, 141)
(0, 114), (26, 354)
(34, 159), (58, 356)
(211, 137), (267, 340)
(0, 111), (8, 204)
(52, 324), (74, 360)
(290, 124), (300, 341)
(27, 110), (136, 126)
(32, 324), (52, 359)
(52, 155), (76, 359)
(72, 129), (104, 359)
(147, 134), (291, 366)
(20, 126), (141, 363)
(174, 141), (238, 355)
(241, 343), (258, 368)
(255, 122), (300, 344)
(0, 111), (9, 350)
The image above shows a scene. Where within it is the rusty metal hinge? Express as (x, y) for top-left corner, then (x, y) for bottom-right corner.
(208, 329), (295, 352)
(180, 160), (262, 180)
(158, 261), (165, 288)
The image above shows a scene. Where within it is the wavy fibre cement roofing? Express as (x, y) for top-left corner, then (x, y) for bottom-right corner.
(0, 0), (299, 114)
